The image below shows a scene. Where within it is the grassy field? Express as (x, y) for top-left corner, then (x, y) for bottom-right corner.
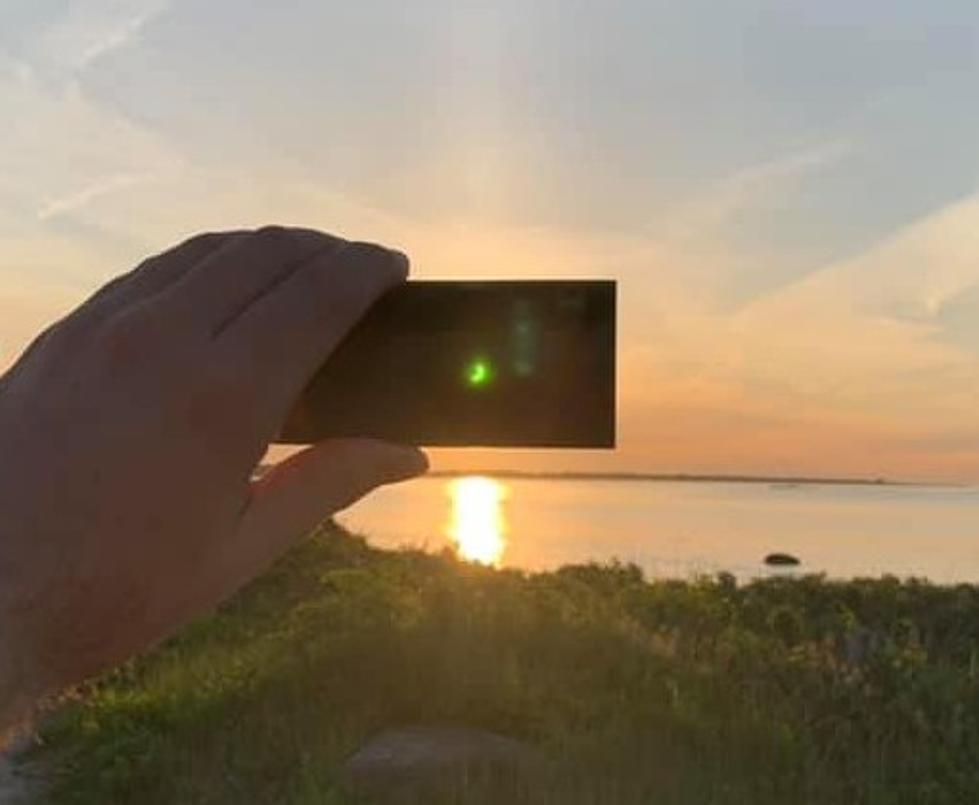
(26, 522), (979, 804)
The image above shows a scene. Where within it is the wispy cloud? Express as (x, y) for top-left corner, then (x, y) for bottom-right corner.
(35, 0), (170, 76)
(78, 6), (163, 68)
(36, 171), (159, 221)
(664, 138), (853, 236)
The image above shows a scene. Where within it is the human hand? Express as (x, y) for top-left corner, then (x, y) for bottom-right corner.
(0, 226), (427, 732)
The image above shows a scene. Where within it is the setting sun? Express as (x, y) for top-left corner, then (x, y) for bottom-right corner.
(446, 476), (507, 565)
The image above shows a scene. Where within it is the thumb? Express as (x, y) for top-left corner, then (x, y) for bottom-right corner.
(230, 439), (428, 582)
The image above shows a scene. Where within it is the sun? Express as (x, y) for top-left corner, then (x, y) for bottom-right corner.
(446, 476), (507, 565)
(464, 357), (494, 389)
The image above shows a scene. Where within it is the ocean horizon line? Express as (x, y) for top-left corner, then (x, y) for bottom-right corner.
(425, 470), (914, 486)
(254, 464), (969, 487)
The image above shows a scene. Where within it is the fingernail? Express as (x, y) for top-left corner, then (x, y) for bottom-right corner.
(341, 242), (409, 279)
(385, 444), (429, 480)
(389, 249), (410, 277)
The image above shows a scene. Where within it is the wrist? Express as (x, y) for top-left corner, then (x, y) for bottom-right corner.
(0, 617), (40, 743)
(0, 572), (58, 742)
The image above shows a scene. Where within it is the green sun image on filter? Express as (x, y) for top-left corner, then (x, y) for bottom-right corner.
(465, 357), (494, 388)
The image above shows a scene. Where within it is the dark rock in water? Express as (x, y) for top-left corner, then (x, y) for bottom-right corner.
(764, 552), (801, 567)
(343, 726), (545, 800)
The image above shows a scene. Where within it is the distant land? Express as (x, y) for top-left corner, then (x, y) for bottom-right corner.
(424, 470), (908, 486)
(254, 465), (919, 486)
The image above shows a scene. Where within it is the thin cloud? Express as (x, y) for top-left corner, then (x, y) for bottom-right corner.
(664, 138), (853, 235)
(78, 6), (164, 68)
(37, 172), (157, 221)
(36, 0), (170, 76)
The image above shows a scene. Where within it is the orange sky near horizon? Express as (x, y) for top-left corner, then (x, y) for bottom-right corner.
(3, 2), (979, 483)
(4, 189), (979, 485)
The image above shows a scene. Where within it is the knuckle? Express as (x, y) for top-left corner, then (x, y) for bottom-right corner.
(5, 321), (67, 379)
(253, 224), (292, 245)
(253, 225), (343, 259)
(182, 230), (231, 250)
(174, 232), (227, 261)
(162, 230), (243, 268)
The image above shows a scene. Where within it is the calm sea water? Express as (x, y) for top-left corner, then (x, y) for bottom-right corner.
(337, 477), (979, 583)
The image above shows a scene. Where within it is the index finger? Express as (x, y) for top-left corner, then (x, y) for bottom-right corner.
(214, 240), (409, 430)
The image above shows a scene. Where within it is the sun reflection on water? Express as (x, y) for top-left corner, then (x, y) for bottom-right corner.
(446, 476), (508, 565)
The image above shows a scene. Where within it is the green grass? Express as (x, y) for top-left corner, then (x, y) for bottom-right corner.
(28, 522), (979, 804)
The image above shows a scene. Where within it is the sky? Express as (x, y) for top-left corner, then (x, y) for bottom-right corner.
(1, 0), (978, 481)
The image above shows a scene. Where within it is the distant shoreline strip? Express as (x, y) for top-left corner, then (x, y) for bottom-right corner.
(254, 465), (962, 487)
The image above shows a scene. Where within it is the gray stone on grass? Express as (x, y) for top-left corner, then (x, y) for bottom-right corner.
(0, 753), (41, 805)
(0, 726), (53, 805)
(343, 726), (544, 800)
